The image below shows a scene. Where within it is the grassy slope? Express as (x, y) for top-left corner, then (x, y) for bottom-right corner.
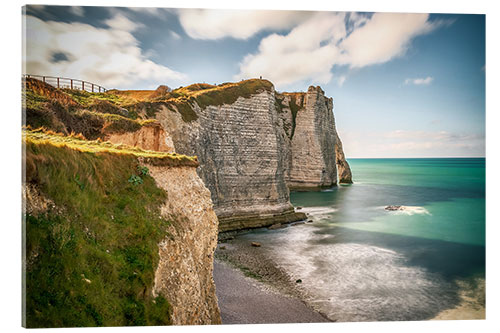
(24, 130), (198, 327)
(23, 78), (152, 138)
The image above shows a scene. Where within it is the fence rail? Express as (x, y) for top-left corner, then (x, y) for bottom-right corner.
(22, 74), (108, 93)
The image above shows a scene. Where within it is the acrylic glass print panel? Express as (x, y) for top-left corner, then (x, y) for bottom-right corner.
(22, 5), (485, 327)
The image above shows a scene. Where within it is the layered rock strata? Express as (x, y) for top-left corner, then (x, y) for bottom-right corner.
(146, 79), (351, 231)
(154, 86), (306, 232)
(279, 86), (353, 189)
(106, 122), (175, 153)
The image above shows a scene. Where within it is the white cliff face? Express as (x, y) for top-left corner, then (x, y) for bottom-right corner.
(148, 165), (221, 325)
(280, 86), (352, 190)
(149, 80), (351, 231)
(283, 87), (337, 190)
(334, 126), (353, 184)
(154, 87), (305, 232)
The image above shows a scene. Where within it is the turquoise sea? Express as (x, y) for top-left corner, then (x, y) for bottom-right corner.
(238, 158), (485, 321)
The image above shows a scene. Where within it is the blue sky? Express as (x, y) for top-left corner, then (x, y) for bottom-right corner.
(23, 5), (485, 158)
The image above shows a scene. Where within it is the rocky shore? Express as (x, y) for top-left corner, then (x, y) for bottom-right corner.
(213, 260), (330, 324)
(214, 225), (331, 324)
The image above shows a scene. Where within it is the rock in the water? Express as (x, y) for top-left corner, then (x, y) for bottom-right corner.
(251, 242), (261, 247)
(296, 279), (302, 283)
(307, 219), (313, 223)
(268, 223), (284, 230)
(296, 206), (303, 210)
(385, 205), (403, 211)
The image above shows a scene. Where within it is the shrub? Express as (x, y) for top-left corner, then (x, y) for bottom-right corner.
(128, 174), (143, 185)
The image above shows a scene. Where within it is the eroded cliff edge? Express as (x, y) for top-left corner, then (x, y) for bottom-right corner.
(132, 79), (352, 230)
(277, 86), (353, 188)
(23, 129), (221, 326)
(148, 164), (220, 324)
(149, 81), (307, 231)
(24, 77), (352, 233)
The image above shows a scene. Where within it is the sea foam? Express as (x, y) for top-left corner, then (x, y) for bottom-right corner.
(299, 206), (338, 221)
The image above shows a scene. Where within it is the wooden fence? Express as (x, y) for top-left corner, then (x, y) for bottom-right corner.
(22, 74), (108, 93)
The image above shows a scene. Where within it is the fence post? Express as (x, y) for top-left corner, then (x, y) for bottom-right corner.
(43, 76), (45, 83)
(92, 84), (94, 93)
(82, 81), (84, 91)
(57, 77), (60, 88)
(70, 79), (73, 89)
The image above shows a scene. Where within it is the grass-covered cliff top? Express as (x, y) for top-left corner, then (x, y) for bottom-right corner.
(24, 128), (178, 327)
(110, 78), (274, 122)
(24, 128), (198, 167)
(23, 78), (166, 139)
(24, 77), (275, 126)
(115, 79), (273, 104)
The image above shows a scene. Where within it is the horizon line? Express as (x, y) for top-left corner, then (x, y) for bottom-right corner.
(346, 156), (486, 159)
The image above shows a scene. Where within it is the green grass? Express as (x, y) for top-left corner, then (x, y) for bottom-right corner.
(23, 89), (50, 112)
(123, 101), (164, 119)
(23, 79), (158, 138)
(25, 77), (276, 126)
(24, 132), (181, 327)
(193, 79), (273, 109)
(62, 89), (135, 108)
(24, 128), (199, 167)
(153, 79), (274, 123)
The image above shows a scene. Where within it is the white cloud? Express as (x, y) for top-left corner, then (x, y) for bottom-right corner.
(23, 15), (187, 89)
(68, 6), (85, 17)
(235, 12), (441, 88)
(404, 76), (434, 85)
(338, 13), (435, 68)
(177, 9), (312, 40)
(336, 75), (347, 87)
(170, 30), (181, 40)
(235, 12), (346, 86)
(104, 13), (143, 32)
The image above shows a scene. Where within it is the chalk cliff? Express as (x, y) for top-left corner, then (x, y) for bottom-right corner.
(277, 86), (353, 189)
(106, 122), (175, 153)
(334, 131), (353, 184)
(148, 164), (221, 325)
(23, 130), (221, 326)
(25, 77), (351, 233)
(141, 79), (352, 230)
(152, 82), (306, 231)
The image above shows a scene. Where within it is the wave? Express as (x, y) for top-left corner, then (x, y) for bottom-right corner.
(298, 206), (337, 220)
(263, 228), (458, 322)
